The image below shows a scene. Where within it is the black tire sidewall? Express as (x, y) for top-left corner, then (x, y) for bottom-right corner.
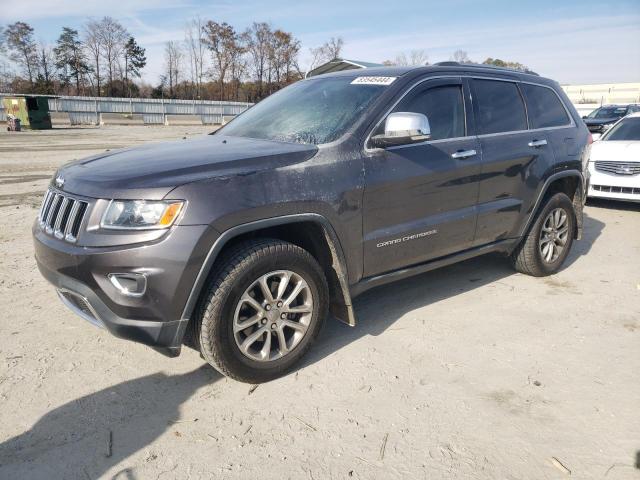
(531, 193), (575, 274)
(202, 244), (328, 382)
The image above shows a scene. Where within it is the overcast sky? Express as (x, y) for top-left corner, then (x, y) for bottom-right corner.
(2, 0), (639, 85)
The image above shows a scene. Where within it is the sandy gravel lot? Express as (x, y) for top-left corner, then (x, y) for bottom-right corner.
(0, 126), (638, 479)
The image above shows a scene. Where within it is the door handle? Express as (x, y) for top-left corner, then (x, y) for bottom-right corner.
(451, 149), (477, 159)
(528, 139), (548, 148)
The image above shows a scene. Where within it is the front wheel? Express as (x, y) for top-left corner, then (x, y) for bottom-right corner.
(510, 192), (576, 276)
(194, 239), (328, 383)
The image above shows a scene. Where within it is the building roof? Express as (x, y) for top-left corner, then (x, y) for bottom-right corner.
(306, 58), (384, 78)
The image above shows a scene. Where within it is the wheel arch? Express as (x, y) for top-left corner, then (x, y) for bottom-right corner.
(519, 170), (585, 240)
(181, 214), (356, 341)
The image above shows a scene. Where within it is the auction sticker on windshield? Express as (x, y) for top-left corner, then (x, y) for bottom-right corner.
(351, 76), (397, 86)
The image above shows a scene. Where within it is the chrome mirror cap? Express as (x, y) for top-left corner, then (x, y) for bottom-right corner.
(385, 112), (431, 138)
(371, 112), (431, 148)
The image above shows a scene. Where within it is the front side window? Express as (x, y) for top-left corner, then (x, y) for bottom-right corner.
(602, 117), (640, 141)
(385, 84), (466, 140)
(521, 83), (571, 128)
(473, 79), (528, 134)
(218, 77), (388, 145)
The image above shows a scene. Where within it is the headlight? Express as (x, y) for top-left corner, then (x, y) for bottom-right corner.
(603, 123), (614, 130)
(101, 200), (184, 230)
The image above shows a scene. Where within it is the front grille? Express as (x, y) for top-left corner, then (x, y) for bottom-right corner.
(38, 188), (89, 242)
(595, 161), (640, 176)
(591, 184), (640, 195)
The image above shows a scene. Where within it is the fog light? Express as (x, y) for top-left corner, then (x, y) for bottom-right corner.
(108, 273), (147, 297)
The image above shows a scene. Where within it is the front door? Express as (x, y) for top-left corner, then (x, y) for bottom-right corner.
(362, 78), (481, 277)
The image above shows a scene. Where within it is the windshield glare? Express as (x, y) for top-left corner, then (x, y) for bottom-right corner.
(218, 77), (388, 145)
(603, 117), (640, 141)
(588, 107), (627, 119)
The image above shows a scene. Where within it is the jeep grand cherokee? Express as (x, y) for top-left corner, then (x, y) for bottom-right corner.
(33, 63), (591, 383)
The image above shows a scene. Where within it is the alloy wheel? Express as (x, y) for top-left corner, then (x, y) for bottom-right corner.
(233, 270), (313, 362)
(539, 207), (569, 263)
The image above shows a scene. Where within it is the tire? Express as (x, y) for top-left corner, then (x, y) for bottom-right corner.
(194, 238), (328, 383)
(510, 192), (576, 277)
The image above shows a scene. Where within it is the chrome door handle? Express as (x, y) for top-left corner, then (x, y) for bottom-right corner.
(528, 139), (548, 148)
(451, 149), (477, 159)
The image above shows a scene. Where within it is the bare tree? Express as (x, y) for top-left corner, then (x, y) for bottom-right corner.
(308, 36), (343, 71)
(184, 17), (206, 99)
(96, 17), (128, 95)
(391, 49), (429, 66)
(451, 49), (472, 63)
(202, 21), (239, 100)
(244, 22), (271, 99)
(35, 42), (56, 93)
(164, 41), (183, 97)
(83, 20), (102, 96)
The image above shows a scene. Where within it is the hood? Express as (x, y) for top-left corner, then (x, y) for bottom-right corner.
(590, 140), (640, 162)
(55, 135), (319, 199)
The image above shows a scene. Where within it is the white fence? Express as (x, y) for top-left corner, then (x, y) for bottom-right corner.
(0, 95), (252, 125)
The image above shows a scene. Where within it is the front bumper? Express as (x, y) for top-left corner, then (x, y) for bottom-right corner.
(33, 221), (218, 356)
(587, 162), (640, 202)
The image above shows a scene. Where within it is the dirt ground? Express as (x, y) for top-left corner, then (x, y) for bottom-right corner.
(0, 126), (638, 480)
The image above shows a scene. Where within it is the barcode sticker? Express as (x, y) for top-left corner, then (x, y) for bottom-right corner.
(351, 76), (397, 86)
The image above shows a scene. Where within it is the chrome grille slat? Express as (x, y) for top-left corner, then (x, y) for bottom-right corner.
(64, 201), (80, 240)
(594, 161), (640, 176)
(53, 198), (71, 238)
(38, 188), (89, 243)
(45, 194), (62, 233)
(38, 190), (53, 222)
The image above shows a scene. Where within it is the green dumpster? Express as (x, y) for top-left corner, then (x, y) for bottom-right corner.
(2, 95), (53, 130)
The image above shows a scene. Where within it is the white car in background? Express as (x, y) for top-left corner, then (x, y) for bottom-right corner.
(588, 112), (640, 202)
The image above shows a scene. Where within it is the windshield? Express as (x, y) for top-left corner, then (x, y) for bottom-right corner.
(602, 117), (640, 141)
(217, 77), (389, 145)
(588, 107), (627, 119)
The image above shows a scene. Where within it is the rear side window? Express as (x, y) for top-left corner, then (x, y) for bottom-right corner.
(473, 79), (527, 134)
(521, 83), (570, 128)
(391, 85), (465, 140)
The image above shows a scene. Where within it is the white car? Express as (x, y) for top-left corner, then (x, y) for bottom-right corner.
(588, 112), (640, 202)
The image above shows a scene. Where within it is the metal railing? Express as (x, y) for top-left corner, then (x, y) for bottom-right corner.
(0, 94), (252, 125)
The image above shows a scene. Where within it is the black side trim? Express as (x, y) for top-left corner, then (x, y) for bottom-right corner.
(181, 213), (355, 326)
(351, 239), (516, 297)
(518, 170), (584, 238)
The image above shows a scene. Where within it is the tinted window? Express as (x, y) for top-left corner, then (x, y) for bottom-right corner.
(521, 83), (570, 128)
(391, 85), (465, 140)
(587, 107), (628, 119)
(473, 80), (527, 134)
(603, 117), (640, 141)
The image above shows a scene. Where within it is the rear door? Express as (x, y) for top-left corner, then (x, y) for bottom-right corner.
(362, 77), (481, 277)
(520, 82), (577, 162)
(470, 78), (556, 246)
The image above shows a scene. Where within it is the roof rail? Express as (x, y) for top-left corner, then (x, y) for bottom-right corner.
(433, 61), (539, 76)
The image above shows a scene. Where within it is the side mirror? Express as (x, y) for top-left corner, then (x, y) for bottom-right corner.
(371, 112), (431, 148)
(582, 116), (588, 119)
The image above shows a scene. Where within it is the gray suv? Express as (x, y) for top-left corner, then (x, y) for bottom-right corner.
(33, 63), (591, 383)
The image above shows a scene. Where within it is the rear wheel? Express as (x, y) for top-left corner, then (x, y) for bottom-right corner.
(510, 192), (576, 276)
(195, 239), (328, 383)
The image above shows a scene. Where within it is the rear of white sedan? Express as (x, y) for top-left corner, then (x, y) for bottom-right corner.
(588, 113), (640, 202)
